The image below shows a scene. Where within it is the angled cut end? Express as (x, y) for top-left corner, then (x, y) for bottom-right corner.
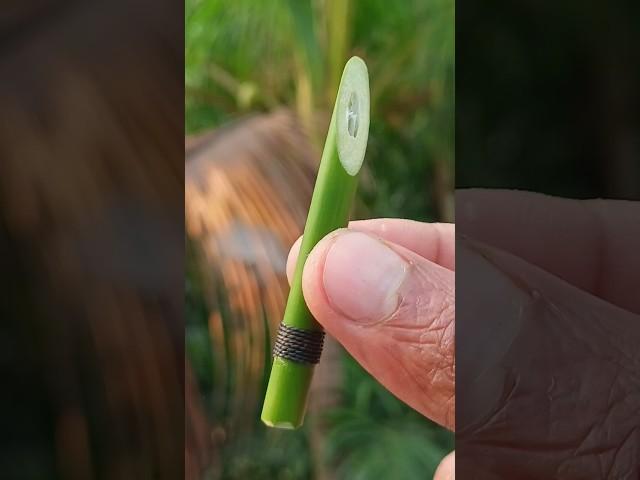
(261, 357), (312, 430)
(261, 418), (298, 430)
(336, 56), (370, 176)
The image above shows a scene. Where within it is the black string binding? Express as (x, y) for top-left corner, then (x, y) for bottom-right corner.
(272, 323), (325, 364)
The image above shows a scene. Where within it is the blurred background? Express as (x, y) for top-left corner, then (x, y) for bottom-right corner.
(0, 1), (183, 479)
(185, 1), (454, 479)
(457, 0), (640, 199)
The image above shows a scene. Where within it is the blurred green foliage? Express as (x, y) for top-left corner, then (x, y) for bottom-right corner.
(186, 0), (454, 221)
(186, 0), (454, 478)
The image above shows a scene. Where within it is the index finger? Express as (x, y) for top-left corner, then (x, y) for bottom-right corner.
(286, 219), (455, 283)
(457, 189), (640, 314)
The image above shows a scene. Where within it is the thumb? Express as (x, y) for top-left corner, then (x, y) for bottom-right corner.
(300, 229), (455, 429)
(434, 451), (455, 480)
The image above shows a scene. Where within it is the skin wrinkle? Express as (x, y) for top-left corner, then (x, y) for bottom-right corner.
(387, 254), (453, 326)
(397, 263), (452, 360)
(381, 260), (455, 428)
(383, 340), (453, 428)
(332, 231), (454, 427)
(468, 327), (634, 460)
(373, 309), (454, 428)
(403, 253), (453, 428)
(462, 372), (520, 438)
(607, 427), (639, 477)
(459, 239), (640, 478)
(562, 425), (638, 478)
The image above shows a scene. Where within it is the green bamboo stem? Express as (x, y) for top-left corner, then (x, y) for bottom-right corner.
(262, 56), (370, 429)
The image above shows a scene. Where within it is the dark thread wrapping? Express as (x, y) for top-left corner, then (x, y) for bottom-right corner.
(272, 323), (325, 364)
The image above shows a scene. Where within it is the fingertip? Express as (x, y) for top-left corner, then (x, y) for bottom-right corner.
(285, 236), (303, 285)
(300, 229), (350, 325)
(434, 451), (455, 480)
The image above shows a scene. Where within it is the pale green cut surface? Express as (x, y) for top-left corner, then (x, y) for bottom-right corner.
(336, 56), (370, 176)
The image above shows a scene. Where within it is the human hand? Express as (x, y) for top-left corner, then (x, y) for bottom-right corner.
(288, 189), (640, 479)
(286, 218), (456, 479)
(456, 189), (640, 478)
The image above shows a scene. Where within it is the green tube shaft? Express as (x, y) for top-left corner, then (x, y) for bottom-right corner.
(261, 57), (368, 429)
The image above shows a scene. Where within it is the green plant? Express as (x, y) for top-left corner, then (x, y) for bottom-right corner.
(262, 57), (370, 429)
